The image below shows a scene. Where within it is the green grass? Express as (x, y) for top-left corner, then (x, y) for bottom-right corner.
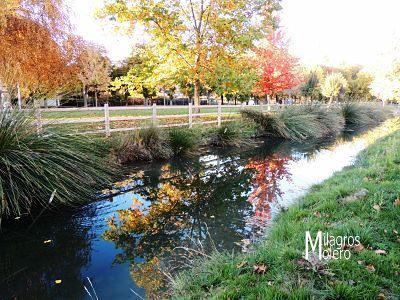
(0, 110), (113, 219)
(168, 127), (201, 156)
(208, 121), (256, 147)
(171, 117), (400, 299)
(41, 107), (243, 119)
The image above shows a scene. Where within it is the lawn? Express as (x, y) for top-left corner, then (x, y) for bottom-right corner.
(41, 106), (245, 119)
(172, 117), (400, 299)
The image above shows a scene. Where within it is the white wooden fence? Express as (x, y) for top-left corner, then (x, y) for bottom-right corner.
(32, 102), (392, 137)
(34, 103), (263, 136)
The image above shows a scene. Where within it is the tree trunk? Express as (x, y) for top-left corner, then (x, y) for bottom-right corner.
(94, 90), (98, 107)
(194, 79), (200, 113)
(17, 82), (22, 110)
(83, 86), (88, 107)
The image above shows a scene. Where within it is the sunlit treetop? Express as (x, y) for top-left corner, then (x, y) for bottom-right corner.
(99, 0), (282, 106)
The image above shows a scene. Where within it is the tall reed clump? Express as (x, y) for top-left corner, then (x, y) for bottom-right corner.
(341, 103), (391, 126)
(111, 127), (173, 163)
(0, 110), (113, 219)
(210, 121), (255, 147)
(241, 105), (345, 141)
(168, 127), (201, 156)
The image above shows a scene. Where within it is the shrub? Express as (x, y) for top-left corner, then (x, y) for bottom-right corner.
(0, 110), (113, 219)
(168, 127), (201, 156)
(210, 121), (255, 147)
(111, 127), (173, 163)
(341, 103), (391, 125)
(241, 105), (345, 141)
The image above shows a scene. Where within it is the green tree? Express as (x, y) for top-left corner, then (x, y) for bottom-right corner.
(320, 72), (347, 104)
(346, 72), (373, 101)
(76, 41), (111, 107)
(99, 0), (281, 110)
(300, 66), (324, 101)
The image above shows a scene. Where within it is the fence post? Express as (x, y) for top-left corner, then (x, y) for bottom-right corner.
(217, 102), (222, 127)
(104, 103), (110, 137)
(152, 103), (157, 126)
(188, 102), (193, 128)
(35, 104), (42, 134)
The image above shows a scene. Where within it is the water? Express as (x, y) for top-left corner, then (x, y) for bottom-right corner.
(0, 131), (367, 299)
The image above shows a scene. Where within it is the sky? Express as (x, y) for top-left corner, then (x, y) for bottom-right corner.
(68, 0), (400, 67)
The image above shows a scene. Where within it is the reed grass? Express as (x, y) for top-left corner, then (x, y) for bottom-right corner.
(0, 109), (113, 219)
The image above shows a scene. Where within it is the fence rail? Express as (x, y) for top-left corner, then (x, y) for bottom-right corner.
(29, 102), (390, 136)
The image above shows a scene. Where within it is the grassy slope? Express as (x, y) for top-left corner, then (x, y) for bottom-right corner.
(172, 118), (400, 300)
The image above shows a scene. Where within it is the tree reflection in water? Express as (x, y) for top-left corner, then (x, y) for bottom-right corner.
(103, 146), (295, 296)
(245, 154), (292, 235)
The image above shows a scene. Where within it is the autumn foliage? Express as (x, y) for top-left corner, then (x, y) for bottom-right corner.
(253, 31), (303, 98)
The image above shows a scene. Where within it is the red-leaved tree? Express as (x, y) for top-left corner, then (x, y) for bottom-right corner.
(253, 31), (303, 100)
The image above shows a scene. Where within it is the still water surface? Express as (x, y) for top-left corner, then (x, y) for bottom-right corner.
(0, 132), (367, 299)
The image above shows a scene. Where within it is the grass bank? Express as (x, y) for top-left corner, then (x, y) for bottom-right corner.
(171, 117), (400, 299)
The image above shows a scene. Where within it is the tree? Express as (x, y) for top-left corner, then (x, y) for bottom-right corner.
(370, 54), (400, 104)
(253, 31), (303, 102)
(99, 0), (281, 110)
(75, 42), (111, 107)
(320, 72), (347, 104)
(346, 72), (373, 101)
(300, 66), (324, 101)
(206, 54), (257, 104)
(0, 0), (74, 107)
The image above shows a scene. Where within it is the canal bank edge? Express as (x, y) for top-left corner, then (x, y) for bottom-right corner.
(171, 117), (400, 299)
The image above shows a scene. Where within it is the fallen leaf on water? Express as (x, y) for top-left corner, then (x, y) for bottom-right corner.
(55, 280), (62, 284)
(253, 264), (268, 274)
(366, 264), (375, 273)
(375, 249), (387, 255)
(378, 292), (385, 300)
(353, 243), (365, 252)
(43, 240), (52, 244)
(373, 204), (381, 211)
(236, 261), (247, 269)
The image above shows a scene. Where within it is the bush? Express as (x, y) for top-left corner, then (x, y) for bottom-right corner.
(210, 121), (255, 147)
(0, 110), (113, 219)
(168, 127), (201, 156)
(111, 127), (173, 163)
(341, 103), (391, 125)
(241, 105), (345, 141)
